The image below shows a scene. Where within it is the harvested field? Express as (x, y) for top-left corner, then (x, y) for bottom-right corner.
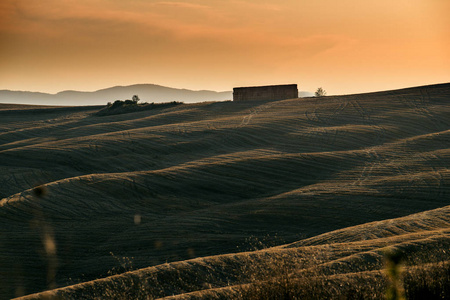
(1, 83), (449, 299)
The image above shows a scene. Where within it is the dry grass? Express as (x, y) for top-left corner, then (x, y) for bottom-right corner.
(17, 216), (450, 299)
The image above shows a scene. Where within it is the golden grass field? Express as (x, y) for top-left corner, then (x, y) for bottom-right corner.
(1, 83), (449, 299)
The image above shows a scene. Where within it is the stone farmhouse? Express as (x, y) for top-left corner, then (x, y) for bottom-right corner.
(233, 84), (298, 101)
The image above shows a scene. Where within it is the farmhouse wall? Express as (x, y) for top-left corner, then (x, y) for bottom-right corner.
(233, 84), (298, 101)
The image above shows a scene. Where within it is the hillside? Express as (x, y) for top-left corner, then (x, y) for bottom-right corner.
(1, 83), (449, 299)
(18, 205), (450, 299)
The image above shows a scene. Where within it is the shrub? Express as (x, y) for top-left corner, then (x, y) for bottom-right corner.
(110, 100), (125, 109)
(315, 87), (327, 97)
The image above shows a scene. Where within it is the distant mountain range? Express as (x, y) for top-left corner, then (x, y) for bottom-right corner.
(0, 84), (233, 106)
(0, 84), (314, 106)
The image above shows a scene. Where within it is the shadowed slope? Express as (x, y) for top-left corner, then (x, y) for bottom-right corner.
(17, 204), (450, 299)
(1, 83), (449, 298)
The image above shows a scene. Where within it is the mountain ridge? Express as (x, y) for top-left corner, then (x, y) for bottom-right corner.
(0, 84), (233, 106)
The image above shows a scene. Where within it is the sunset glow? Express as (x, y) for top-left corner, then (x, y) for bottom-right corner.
(1, 0), (449, 95)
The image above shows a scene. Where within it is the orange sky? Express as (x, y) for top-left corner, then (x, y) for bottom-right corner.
(1, 0), (449, 95)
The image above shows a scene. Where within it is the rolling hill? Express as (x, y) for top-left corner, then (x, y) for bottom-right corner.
(1, 83), (449, 299)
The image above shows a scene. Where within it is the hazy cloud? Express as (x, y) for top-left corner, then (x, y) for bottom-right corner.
(229, 0), (282, 12)
(153, 2), (211, 10)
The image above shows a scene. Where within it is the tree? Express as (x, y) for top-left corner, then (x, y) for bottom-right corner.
(315, 87), (326, 97)
(132, 95), (140, 104)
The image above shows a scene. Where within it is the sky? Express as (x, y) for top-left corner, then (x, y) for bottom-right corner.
(1, 0), (449, 95)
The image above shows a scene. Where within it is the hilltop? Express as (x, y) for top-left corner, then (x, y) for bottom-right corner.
(1, 83), (449, 299)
